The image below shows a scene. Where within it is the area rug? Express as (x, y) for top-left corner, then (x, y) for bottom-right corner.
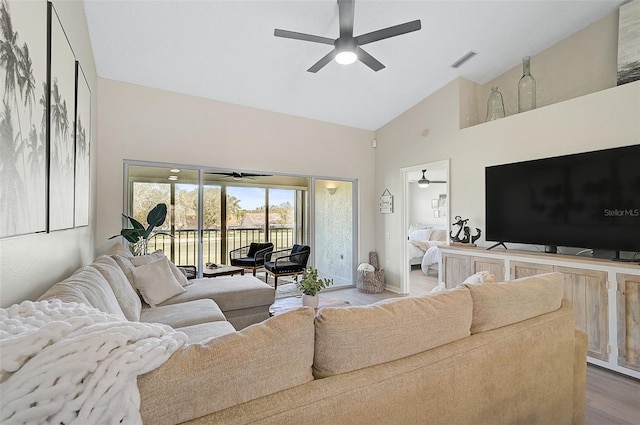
(254, 271), (301, 299)
(274, 283), (303, 299)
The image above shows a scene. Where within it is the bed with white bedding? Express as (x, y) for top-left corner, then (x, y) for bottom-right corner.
(408, 225), (447, 275)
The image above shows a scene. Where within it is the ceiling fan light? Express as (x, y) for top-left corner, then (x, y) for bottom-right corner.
(335, 50), (357, 65)
(418, 169), (430, 188)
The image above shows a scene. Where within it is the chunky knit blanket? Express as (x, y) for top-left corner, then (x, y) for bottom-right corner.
(0, 300), (187, 425)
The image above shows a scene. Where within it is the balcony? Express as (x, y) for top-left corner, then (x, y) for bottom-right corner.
(148, 226), (295, 268)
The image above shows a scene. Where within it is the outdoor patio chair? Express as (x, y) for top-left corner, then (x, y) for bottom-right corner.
(264, 244), (310, 290)
(229, 242), (274, 276)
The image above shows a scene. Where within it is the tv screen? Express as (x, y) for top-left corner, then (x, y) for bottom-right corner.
(485, 145), (640, 253)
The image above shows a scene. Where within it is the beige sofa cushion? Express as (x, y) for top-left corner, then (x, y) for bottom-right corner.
(131, 258), (187, 307)
(92, 255), (142, 321)
(38, 266), (126, 320)
(175, 321), (236, 344)
(112, 250), (190, 287)
(157, 276), (275, 311)
(109, 242), (134, 258)
(130, 250), (191, 287)
(139, 308), (316, 425)
(313, 287), (473, 378)
(140, 299), (226, 328)
(466, 272), (564, 334)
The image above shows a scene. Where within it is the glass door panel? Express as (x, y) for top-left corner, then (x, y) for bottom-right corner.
(131, 180), (172, 255)
(202, 184), (222, 264)
(268, 188), (295, 250)
(314, 180), (354, 287)
(226, 186), (266, 263)
(173, 182), (199, 266)
(128, 166), (200, 266)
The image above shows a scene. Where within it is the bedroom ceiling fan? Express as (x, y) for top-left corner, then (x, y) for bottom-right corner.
(417, 170), (446, 188)
(274, 0), (421, 73)
(206, 172), (272, 180)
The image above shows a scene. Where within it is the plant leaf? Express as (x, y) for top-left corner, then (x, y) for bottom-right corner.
(122, 214), (145, 230)
(147, 203), (167, 227)
(121, 228), (144, 243)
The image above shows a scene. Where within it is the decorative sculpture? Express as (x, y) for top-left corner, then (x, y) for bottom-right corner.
(450, 215), (481, 245)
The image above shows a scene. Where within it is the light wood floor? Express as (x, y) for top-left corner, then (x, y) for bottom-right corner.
(317, 268), (640, 424)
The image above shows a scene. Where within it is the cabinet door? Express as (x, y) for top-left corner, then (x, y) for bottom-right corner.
(442, 253), (470, 289)
(470, 256), (505, 282)
(556, 266), (608, 361)
(510, 261), (553, 279)
(617, 274), (640, 372)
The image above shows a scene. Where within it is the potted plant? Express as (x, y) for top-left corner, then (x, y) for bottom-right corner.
(110, 203), (172, 255)
(297, 267), (333, 308)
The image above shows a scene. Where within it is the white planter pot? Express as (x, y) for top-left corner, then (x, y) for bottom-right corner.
(302, 294), (319, 308)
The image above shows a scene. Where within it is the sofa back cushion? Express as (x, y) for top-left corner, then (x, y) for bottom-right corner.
(92, 255), (142, 321)
(466, 272), (564, 334)
(313, 287), (473, 378)
(37, 266), (126, 320)
(109, 242), (134, 258)
(120, 250), (191, 287)
(138, 308), (316, 425)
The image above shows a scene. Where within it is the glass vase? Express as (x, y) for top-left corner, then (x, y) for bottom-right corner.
(485, 86), (505, 122)
(518, 56), (536, 112)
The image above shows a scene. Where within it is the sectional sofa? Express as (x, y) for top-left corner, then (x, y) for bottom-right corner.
(38, 244), (275, 339)
(32, 249), (586, 424)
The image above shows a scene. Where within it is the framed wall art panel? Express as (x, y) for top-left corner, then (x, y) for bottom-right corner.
(0, 0), (48, 238)
(48, 2), (76, 231)
(74, 61), (90, 227)
(618, 0), (640, 86)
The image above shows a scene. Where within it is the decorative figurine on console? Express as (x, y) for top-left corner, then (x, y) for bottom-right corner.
(450, 216), (482, 245)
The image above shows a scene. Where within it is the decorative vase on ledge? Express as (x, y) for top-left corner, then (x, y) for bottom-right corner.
(485, 86), (505, 122)
(518, 56), (536, 112)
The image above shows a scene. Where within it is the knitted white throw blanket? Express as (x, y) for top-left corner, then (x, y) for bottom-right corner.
(0, 300), (187, 425)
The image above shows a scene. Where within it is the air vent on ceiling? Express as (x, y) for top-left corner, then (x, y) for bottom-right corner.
(451, 51), (477, 69)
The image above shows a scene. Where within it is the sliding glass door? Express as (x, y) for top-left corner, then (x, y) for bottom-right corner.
(126, 163), (313, 277)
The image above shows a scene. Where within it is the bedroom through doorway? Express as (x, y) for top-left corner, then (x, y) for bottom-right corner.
(401, 160), (449, 295)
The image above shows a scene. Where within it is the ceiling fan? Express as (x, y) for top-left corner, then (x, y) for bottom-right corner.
(206, 172), (271, 180)
(416, 170), (446, 188)
(274, 0), (421, 73)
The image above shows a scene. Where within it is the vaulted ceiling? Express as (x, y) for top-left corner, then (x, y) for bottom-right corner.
(84, 0), (624, 130)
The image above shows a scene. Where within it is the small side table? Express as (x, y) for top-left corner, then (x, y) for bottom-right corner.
(203, 265), (245, 278)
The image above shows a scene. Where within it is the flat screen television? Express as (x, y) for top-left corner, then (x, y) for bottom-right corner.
(485, 144), (640, 254)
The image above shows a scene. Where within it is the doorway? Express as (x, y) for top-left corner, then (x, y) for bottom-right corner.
(401, 160), (449, 294)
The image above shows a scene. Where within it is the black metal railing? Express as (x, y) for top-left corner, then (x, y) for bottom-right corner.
(148, 227), (295, 267)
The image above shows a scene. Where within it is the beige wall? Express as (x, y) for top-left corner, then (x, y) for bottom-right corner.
(95, 79), (376, 266)
(0, 0), (97, 307)
(375, 11), (640, 292)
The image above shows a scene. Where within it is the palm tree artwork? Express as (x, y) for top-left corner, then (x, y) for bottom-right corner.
(48, 3), (76, 231)
(74, 62), (90, 227)
(0, 0), (47, 238)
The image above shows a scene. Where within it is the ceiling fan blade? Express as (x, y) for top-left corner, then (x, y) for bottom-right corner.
(274, 29), (334, 45)
(430, 181), (447, 184)
(307, 50), (336, 73)
(206, 172), (234, 176)
(241, 173), (272, 178)
(338, 0), (355, 39)
(356, 47), (385, 72)
(356, 20), (421, 46)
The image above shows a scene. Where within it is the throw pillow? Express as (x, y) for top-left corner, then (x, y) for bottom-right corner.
(462, 271), (497, 285)
(131, 250), (191, 287)
(409, 228), (432, 241)
(131, 258), (187, 307)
